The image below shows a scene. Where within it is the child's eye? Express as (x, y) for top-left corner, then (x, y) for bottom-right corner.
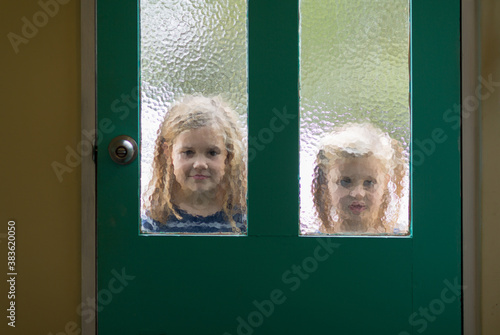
(182, 150), (194, 156)
(208, 149), (220, 157)
(363, 180), (376, 188)
(339, 177), (351, 188)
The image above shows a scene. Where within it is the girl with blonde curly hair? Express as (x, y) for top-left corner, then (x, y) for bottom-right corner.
(142, 95), (247, 234)
(312, 123), (407, 234)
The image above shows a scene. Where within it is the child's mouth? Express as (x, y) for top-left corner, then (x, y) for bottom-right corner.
(192, 175), (209, 180)
(349, 203), (366, 214)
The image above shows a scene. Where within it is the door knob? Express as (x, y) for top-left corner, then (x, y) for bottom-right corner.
(108, 135), (138, 165)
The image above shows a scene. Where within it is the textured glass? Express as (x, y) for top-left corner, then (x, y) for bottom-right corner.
(300, 0), (410, 235)
(140, 0), (248, 234)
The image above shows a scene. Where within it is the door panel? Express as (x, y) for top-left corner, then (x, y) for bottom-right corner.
(96, 0), (461, 334)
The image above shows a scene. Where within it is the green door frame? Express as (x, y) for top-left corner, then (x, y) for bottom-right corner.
(81, 0), (480, 334)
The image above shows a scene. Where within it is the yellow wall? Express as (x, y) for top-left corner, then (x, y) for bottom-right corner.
(480, 1), (500, 334)
(0, 0), (498, 334)
(1, 0), (81, 334)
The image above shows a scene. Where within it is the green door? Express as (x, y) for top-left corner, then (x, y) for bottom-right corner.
(96, 0), (461, 334)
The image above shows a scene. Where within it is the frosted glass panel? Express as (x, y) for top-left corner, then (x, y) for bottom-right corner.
(300, 0), (410, 235)
(140, 0), (248, 234)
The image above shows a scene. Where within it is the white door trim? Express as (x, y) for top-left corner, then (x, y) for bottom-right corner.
(462, 1), (481, 334)
(81, 0), (96, 334)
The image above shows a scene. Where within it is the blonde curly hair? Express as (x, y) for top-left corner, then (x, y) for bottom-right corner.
(143, 95), (247, 231)
(311, 123), (407, 234)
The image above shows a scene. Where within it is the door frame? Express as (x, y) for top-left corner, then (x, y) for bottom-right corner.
(461, 0), (481, 333)
(81, 1), (96, 335)
(80, 0), (479, 334)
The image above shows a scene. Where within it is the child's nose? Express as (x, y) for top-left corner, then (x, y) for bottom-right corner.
(193, 157), (208, 169)
(350, 185), (365, 198)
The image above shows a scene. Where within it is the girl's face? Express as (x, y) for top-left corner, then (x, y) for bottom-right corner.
(328, 155), (388, 226)
(170, 126), (227, 194)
